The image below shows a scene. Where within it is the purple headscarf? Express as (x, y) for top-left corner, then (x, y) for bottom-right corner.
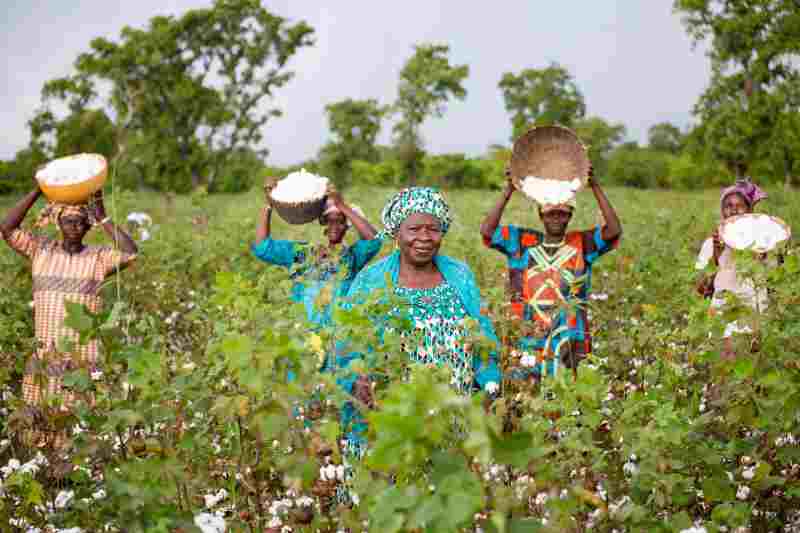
(720, 178), (767, 213)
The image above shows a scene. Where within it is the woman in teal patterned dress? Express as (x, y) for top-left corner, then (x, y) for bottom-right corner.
(335, 187), (501, 458)
(252, 182), (381, 329)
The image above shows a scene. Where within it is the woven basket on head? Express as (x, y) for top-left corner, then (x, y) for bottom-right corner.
(510, 125), (590, 191)
(268, 192), (326, 225)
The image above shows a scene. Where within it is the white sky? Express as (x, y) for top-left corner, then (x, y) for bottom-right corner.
(1, 1), (710, 166)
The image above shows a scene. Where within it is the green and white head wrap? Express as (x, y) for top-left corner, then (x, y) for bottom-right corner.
(378, 186), (453, 240)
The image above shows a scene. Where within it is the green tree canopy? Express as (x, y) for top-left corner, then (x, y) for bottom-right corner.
(648, 122), (684, 154)
(318, 98), (386, 186)
(393, 43), (469, 182)
(499, 63), (586, 141)
(573, 117), (626, 178)
(674, 0), (800, 182)
(32, 0), (314, 193)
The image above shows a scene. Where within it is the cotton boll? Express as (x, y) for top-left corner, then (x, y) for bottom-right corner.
(36, 154), (105, 186)
(194, 513), (225, 533)
(722, 214), (789, 252)
(271, 168), (329, 203)
(55, 490), (74, 509)
(520, 176), (581, 205)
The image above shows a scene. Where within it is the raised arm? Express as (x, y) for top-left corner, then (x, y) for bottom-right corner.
(327, 185), (377, 240)
(256, 178), (278, 244)
(0, 186), (42, 238)
(256, 205), (273, 243)
(91, 191), (138, 255)
(480, 170), (515, 243)
(588, 170), (622, 242)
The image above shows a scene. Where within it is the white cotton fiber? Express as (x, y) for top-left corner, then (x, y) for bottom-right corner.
(722, 214), (790, 252)
(271, 168), (329, 203)
(520, 176), (582, 205)
(36, 154), (105, 186)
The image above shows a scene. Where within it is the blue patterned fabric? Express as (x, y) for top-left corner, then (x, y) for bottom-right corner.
(251, 237), (382, 327)
(332, 251), (501, 457)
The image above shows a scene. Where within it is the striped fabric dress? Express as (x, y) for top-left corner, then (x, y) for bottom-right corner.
(5, 229), (136, 408)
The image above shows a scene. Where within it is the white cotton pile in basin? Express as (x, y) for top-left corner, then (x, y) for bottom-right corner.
(722, 214), (790, 253)
(271, 168), (329, 203)
(36, 154), (105, 186)
(520, 176), (582, 205)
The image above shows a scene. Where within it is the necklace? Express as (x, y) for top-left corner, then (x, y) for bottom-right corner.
(542, 239), (564, 248)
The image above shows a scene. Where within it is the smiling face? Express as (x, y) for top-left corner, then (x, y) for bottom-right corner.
(538, 208), (573, 239)
(323, 212), (348, 245)
(58, 214), (91, 243)
(397, 213), (443, 267)
(721, 192), (751, 220)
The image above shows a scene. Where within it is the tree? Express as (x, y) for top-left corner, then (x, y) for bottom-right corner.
(499, 63), (586, 141)
(393, 44), (469, 182)
(648, 122), (684, 154)
(674, 0), (800, 182)
(573, 117), (626, 178)
(34, 0), (314, 192)
(760, 79), (800, 187)
(607, 146), (672, 189)
(318, 98), (386, 186)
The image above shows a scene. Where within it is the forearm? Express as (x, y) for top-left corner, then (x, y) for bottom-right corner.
(255, 206), (271, 243)
(0, 188), (42, 237)
(591, 182), (621, 241)
(340, 203), (377, 240)
(480, 188), (512, 241)
(100, 221), (139, 255)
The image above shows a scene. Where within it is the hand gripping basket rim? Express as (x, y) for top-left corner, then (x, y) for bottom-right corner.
(719, 213), (791, 252)
(510, 125), (591, 193)
(267, 187), (327, 225)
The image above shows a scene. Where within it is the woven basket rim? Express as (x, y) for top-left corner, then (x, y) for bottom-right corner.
(719, 213), (792, 251)
(510, 125), (590, 191)
(267, 193), (326, 209)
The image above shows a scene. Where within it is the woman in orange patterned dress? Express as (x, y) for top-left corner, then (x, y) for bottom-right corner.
(480, 168), (621, 380)
(0, 185), (138, 444)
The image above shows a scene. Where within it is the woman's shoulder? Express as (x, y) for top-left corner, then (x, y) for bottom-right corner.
(353, 253), (396, 280)
(435, 255), (477, 281)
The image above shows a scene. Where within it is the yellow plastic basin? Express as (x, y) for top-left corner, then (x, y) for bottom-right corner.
(36, 154), (108, 205)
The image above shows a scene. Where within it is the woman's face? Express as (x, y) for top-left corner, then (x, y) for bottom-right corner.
(396, 213), (443, 267)
(324, 212), (348, 244)
(539, 208), (572, 238)
(722, 192), (751, 220)
(58, 214), (91, 243)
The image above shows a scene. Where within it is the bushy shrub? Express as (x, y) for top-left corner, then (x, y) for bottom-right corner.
(668, 152), (732, 189)
(607, 146), (673, 188)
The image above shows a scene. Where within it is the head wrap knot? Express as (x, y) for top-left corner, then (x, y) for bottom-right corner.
(378, 186), (452, 240)
(35, 202), (93, 229)
(720, 178), (767, 213)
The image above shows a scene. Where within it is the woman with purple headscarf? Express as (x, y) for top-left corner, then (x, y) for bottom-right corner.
(695, 179), (770, 358)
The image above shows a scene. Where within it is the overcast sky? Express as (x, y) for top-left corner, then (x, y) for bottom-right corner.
(1, 1), (710, 166)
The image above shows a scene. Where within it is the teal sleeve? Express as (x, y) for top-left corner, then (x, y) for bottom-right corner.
(251, 238), (301, 268)
(349, 239), (383, 273)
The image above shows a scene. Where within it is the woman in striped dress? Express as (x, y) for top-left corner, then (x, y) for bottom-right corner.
(1, 185), (138, 446)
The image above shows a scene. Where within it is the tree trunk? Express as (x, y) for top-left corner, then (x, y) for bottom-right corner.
(784, 148), (794, 190)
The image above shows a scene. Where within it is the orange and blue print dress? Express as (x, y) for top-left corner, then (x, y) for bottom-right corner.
(484, 224), (618, 379)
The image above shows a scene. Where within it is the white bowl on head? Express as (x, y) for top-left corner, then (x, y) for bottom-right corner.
(36, 153), (107, 205)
